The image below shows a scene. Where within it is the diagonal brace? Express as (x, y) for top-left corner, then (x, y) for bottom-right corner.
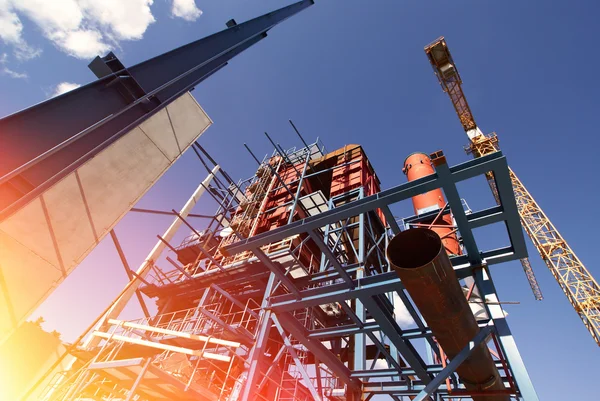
(308, 231), (354, 287)
(271, 314), (322, 401)
(413, 325), (494, 401)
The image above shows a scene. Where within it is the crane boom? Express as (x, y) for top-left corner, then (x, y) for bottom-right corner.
(425, 37), (600, 345)
(424, 37), (543, 301)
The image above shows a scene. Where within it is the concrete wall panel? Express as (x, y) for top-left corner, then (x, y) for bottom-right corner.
(0, 92), (211, 343)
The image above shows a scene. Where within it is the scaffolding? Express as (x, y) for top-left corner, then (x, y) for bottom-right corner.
(34, 123), (538, 401)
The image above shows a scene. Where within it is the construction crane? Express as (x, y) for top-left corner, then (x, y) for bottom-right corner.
(425, 37), (600, 346)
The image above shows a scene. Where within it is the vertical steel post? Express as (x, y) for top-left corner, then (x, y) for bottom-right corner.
(288, 149), (312, 224)
(264, 132), (301, 176)
(320, 197), (335, 272)
(354, 188), (366, 372)
(240, 273), (277, 401)
(473, 267), (539, 401)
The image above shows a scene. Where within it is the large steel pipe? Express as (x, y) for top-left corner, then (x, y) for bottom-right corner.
(387, 228), (508, 401)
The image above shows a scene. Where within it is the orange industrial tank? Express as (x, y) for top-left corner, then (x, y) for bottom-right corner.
(403, 152), (461, 255)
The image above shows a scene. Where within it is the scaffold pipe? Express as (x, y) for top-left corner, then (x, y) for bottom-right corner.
(84, 165), (220, 349)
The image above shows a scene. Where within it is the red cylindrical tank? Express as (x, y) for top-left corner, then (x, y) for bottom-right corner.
(403, 152), (460, 255)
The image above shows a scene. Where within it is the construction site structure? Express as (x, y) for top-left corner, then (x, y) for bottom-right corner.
(21, 126), (540, 401)
(0, 2), (542, 400)
(424, 37), (600, 346)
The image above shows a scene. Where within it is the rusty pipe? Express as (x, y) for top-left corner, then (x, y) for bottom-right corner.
(386, 228), (508, 401)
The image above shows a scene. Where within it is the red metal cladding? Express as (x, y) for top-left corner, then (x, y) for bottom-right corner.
(403, 152), (460, 255)
(328, 145), (386, 225)
(257, 160), (314, 233)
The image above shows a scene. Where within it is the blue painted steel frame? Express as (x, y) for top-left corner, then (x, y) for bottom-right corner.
(221, 151), (536, 400)
(222, 151), (527, 264)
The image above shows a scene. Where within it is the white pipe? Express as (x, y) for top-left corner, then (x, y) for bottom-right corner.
(84, 164), (219, 348)
(42, 167), (220, 401)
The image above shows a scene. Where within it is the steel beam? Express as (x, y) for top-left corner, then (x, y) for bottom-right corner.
(0, 0), (314, 219)
(352, 360), (505, 379)
(434, 160), (481, 264)
(269, 272), (402, 313)
(240, 273), (277, 401)
(109, 230), (151, 318)
(308, 231), (354, 286)
(222, 153), (520, 258)
(271, 314), (322, 401)
(210, 284), (259, 319)
(309, 321), (380, 339)
(362, 383), (513, 397)
(474, 268), (539, 401)
(494, 163), (528, 260)
(382, 205), (401, 234)
(275, 312), (361, 390)
(252, 247), (300, 296)
(360, 296), (430, 383)
(269, 267), (477, 313)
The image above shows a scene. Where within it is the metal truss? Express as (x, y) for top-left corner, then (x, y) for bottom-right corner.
(469, 135), (600, 343)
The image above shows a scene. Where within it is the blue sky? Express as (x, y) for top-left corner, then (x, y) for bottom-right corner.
(2, 1), (599, 400)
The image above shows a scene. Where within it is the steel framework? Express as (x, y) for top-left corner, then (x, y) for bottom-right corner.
(0, 0), (315, 347)
(32, 124), (538, 400)
(425, 37), (600, 345)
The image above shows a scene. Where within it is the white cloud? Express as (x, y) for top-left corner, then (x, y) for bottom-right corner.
(50, 28), (110, 59)
(0, 52), (28, 79)
(172, 0), (203, 22)
(51, 82), (81, 97)
(12, 0), (111, 59)
(392, 292), (416, 327)
(0, 2), (22, 43)
(0, 0), (155, 60)
(0, 0), (201, 61)
(2, 66), (28, 79)
(78, 0), (155, 41)
(0, 0), (41, 60)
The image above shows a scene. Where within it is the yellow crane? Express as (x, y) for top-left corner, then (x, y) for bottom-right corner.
(425, 37), (600, 346)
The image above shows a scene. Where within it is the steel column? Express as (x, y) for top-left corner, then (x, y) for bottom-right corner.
(355, 188), (366, 373)
(240, 273), (277, 401)
(474, 268), (539, 401)
(0, 0), (315, 220)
